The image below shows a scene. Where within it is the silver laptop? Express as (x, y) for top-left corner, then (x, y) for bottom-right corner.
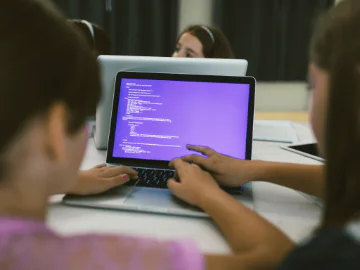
(95, 55), (248, 149)
(63, 72), (256, 217)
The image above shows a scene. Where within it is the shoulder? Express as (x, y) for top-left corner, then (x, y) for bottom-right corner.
(65, 234), (204, 270)
(278, 227), (360, 270)
(0, 218), (204, 270)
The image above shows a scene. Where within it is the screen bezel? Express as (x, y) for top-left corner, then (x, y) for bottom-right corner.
(106, 71), (256, 168)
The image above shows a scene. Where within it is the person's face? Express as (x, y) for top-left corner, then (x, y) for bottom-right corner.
(309, 63), (329, 156)
(172, 32), (204, 58)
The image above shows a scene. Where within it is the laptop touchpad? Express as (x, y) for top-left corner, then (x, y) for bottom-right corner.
(125, 187), (203, 213)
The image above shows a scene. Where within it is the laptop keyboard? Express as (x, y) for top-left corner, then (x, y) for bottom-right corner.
(126, 167), (175, 189)
(125, 167), (244, 194)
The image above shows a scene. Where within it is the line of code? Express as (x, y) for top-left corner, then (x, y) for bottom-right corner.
(120, 82), (180, 155)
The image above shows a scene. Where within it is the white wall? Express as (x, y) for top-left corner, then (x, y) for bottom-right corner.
(178, 0), (213, 33)
(255, 83), (309, 112)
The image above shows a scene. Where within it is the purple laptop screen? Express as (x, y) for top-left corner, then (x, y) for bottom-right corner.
(112, 78), (250, 161)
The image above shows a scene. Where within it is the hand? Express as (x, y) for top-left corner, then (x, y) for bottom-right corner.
(68, 164), (138, 195)
(181, 145), (260, 187)
(167, 159), (222, 208)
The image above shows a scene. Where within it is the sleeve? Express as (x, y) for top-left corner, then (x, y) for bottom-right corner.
(277, 228), (360, 270)
(77, 235), (205, 270)
(4, 232), (205, 270)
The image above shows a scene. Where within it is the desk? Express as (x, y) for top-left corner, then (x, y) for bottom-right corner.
(255, 112), (308, 122)
(48, 122), (321, 254)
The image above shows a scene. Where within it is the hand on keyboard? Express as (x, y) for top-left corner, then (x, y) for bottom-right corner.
(179, 144), (259, 188)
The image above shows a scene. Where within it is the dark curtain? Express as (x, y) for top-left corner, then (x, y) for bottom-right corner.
(52, 0), (179, 57)
(213, 0), (334, 81)
(52, 0), (107, 27)
(112, 0), (178, 57)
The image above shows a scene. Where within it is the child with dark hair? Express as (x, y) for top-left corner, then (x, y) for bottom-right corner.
(70, 19), (112, 56)
(172, 25), (235, 59)
(171, 0), (360, 269)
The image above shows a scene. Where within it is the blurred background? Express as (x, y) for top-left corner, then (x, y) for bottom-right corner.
(52, 0), (337, 114)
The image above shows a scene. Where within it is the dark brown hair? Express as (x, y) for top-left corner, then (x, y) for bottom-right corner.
(71, 20), (112, 56)
(177, 25), (235, 58)
(0, 0), (101, 178)
(310, 0), (360, 228)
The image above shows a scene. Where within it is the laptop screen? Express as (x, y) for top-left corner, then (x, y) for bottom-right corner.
(110, 75), (252, 162)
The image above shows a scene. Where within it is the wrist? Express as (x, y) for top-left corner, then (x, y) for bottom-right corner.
(198, 187), (228, 210)
(246, 160), (273, 182)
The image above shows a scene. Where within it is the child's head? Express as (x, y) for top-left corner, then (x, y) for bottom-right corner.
(309, 0), (360, 227)
(70, 20), (112, 57)
(0, 0), (100, 193)
(172, 25), (235, 59)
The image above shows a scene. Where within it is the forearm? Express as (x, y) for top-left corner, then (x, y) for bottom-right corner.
(252, 161), (325, 198)
(201, 189), (293, 257)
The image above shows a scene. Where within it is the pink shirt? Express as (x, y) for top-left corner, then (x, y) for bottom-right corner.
(0, 217), (204, 270)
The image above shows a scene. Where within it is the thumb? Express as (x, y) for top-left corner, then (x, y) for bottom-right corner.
(167, 179), (182, 197)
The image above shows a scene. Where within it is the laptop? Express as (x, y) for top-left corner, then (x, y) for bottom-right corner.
(63, 72), (256, 217)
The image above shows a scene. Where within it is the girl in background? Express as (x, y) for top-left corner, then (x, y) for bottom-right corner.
(172, 25), (235, 59)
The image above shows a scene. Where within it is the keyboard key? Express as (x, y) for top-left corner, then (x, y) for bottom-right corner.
(126, 166), (243, 193)
(129, 167), (175, 189)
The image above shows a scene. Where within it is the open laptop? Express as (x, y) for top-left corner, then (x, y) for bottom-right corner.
(63, 72), (256, 217)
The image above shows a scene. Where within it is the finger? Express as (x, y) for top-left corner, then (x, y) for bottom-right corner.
(169, 158), (190, 171)
(191, 163), (212, 177)
(104, 166), (138, 178)
(186, 145), (215, 156)
(182, 155), (208, 167)
(94, 163), (107, 169)
(169, 159), (191, 178)
(167, 179), (182, 197)
(173, 171), (179, 181)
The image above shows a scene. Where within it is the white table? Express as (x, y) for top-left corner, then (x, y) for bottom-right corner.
(48, 123), (322, 254)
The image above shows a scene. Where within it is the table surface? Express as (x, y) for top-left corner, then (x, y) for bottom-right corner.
(255, 112), (308, 122)
(48, 121), (321, 254)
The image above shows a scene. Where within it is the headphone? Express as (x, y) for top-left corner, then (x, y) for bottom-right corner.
(200, 26), (215, 43)
(72, 19), (95, 48)
(80, 20), (95, 41)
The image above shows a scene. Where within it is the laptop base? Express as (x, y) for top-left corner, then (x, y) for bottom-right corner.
(62, 183), (254, 218)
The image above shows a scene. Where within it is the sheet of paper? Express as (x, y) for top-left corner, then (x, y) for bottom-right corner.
(253, 120), (299, 143)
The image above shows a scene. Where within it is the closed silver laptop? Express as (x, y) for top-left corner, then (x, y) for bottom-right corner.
(95, 55), (248, 149)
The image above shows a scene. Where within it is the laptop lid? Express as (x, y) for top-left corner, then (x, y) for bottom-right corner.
(106, 72), (255, 168)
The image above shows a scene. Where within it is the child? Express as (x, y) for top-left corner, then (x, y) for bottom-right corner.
(172, 25), (234, 58)
(171, 0), (360, 269)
